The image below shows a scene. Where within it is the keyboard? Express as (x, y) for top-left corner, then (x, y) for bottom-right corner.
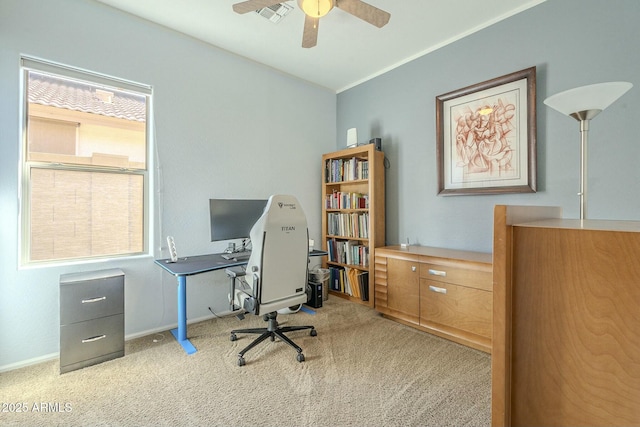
(222, 251), (251, 261)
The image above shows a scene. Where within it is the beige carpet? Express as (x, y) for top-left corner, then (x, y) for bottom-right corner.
(0, 297), (491, 426)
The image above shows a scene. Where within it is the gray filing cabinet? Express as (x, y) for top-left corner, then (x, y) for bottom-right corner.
(59, 269), (124, 374)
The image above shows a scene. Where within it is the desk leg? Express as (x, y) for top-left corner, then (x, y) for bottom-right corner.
(230, 276), (235, 311)
(170, 275), (197, 355)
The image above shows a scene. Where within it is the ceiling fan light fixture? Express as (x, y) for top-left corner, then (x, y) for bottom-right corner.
(298, 0), (334, 18)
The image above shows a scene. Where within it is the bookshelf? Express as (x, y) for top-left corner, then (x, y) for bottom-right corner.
(321, 144), (385, 308)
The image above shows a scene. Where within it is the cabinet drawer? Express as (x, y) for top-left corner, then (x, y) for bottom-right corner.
(420, 280), (492, 339)
(60, 272), (124, 325)
(420, 262), (492, 291)
(60, 314), (124, 368)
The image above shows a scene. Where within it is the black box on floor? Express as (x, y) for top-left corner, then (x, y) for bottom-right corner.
(306, 281), (323, 308)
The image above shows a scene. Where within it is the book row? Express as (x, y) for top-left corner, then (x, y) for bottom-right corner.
(325, 157), (369, 183)
(328, 267), (369, 302)
(325, 191), (369, 210)
(326, 238), (369, 267)
(327, 212), (369, 239)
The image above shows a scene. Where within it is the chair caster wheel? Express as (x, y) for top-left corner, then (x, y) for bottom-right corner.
(310, 329), (317, 337)
(230, 333), (237, 342)
(238, 357), (246, 366)
(297, 353), (305, 363)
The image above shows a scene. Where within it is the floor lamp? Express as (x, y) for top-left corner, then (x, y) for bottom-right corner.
(544, 82), (632, 220)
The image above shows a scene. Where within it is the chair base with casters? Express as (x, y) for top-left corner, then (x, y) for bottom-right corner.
(230, 311), (317, 366)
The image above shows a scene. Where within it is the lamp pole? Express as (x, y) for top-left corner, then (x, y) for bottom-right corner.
(570, 109), (601, 220)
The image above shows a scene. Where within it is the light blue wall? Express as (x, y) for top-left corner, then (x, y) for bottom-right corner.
(0, 0), (335, 370)
(337, 0), (640, 252)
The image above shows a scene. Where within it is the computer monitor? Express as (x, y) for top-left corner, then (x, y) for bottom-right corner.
(209, 199), (267, 243)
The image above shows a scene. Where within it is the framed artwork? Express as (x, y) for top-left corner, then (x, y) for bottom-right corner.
(436, 67), (537, 195)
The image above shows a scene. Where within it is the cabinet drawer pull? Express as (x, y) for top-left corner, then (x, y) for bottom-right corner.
(82, 334), (106, 343)
(411, 266), (417, 272)
(429, 285), (447, 294)
(428, 269), (447, 277)
(81, 296), (107, 304)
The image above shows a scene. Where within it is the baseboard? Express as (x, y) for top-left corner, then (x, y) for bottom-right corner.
(0, 312), (234, 373)
(0, 352), (59, 373)
(124, 311), (234, 340)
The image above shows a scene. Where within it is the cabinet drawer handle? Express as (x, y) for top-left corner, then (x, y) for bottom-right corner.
(428, 269), (447, 277)
(81, 296), (107, 304)
(82, 335), (106, 343)
(429, 285), (447, 294)
(411, 266), (417, 272)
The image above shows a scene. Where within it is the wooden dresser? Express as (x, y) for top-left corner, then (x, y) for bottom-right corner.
(492, 205), (640, 426)
(374, 245), (493, 353)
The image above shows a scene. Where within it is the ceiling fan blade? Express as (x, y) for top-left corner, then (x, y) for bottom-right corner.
(335, 0), (390, 28)
(302, 15), (319, 48)
(232, 0), (287, 14)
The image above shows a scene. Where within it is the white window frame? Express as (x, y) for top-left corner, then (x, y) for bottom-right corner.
(19, 56), (154, 267)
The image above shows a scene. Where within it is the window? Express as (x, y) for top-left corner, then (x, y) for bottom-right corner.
(20, 57), (152, 265)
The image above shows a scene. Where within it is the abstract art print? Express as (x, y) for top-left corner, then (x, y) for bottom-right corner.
(436, 67), (537, 195)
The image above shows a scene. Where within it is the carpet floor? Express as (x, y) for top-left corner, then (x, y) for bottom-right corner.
(0, 297), (491, 426)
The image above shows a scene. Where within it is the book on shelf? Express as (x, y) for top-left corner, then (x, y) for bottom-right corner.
(327, 266), (369, 302)
(344, 240), (357, 266)
(326, 238), (369, 267)
(344, 267), (360, 298)
(325, 157), (369, 183)
(358, 271), (369, 301)
(328, 266), (343, 292)
(327, 212), (369, 239)
(325, 191), (369, 209)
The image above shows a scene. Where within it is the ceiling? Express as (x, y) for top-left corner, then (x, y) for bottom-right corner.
(95, 0), (545, 93)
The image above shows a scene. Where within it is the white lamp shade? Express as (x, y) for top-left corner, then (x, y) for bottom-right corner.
(544, 81), (633, 116)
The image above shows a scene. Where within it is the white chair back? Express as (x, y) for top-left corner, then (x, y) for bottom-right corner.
(244, 194), (308, 314)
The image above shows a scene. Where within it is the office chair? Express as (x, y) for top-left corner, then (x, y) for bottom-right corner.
(228, 194), (316, 366)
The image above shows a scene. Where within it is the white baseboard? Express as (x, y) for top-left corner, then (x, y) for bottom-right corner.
(0, 312), (236, 373)
(0, 352), (59, 373)
(124, 311), (235, 340)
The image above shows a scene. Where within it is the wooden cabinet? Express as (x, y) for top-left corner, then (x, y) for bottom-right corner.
(386, 256), (420, 323)
(59, 269), (125, 374)
(492, 205), (640, 426)
(321, 144), (385, 308)
(375, 245), (492, 353)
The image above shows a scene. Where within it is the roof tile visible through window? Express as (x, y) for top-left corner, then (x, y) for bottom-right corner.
(28, 72), (146, 122)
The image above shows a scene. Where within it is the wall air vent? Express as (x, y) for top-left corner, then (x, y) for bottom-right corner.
(255, 3), (292, 23)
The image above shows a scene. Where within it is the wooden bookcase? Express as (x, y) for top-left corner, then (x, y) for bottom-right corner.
(321, 144), (385, 308)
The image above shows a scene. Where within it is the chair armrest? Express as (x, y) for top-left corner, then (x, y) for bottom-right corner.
(225, 267), (246, 278)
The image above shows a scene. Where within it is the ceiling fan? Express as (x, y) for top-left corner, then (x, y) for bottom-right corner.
(232, 0), (390, 48)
